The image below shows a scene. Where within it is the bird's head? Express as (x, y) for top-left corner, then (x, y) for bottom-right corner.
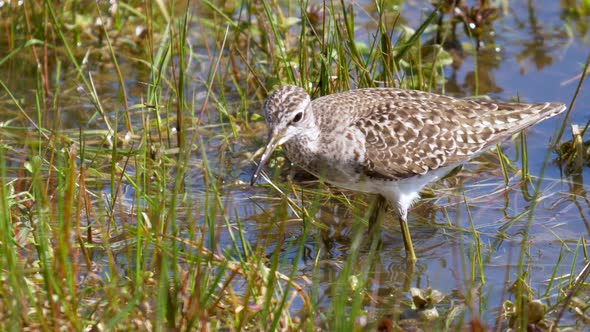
(250, 85), (312, 185)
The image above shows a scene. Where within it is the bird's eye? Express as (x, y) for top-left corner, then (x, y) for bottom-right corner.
(292, 112), (303, 124)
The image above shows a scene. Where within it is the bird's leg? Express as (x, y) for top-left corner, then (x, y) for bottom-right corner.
(399, 211), (417, 263)
(368, 195), (417, 263)
(368, 194), (387, 232)
(366, 195), (385, 255)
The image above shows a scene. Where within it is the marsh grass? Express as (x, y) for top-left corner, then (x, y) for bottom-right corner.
(0, 0), (588, 330)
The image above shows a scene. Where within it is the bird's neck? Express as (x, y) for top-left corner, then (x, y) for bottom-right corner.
(298, 122), (321, 151)
(283, 123), (322, 165)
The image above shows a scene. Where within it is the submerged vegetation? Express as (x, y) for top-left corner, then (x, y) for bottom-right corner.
(0, 0), (589, 330)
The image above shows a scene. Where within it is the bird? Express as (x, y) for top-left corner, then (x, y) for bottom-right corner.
(250, 85), (566, 262)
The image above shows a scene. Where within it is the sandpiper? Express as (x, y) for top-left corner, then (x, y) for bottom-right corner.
(250, 85), (566, 262)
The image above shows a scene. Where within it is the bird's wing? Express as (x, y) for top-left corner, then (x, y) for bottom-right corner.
(350, 88), (565, 180)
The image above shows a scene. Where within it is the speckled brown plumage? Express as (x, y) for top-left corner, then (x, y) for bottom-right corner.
(251, 85), (566, 261)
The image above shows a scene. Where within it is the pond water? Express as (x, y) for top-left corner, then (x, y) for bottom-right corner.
(1, 0), (589, 329)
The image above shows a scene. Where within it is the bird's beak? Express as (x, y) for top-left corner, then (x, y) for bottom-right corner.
(250, 132), (283, 185)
